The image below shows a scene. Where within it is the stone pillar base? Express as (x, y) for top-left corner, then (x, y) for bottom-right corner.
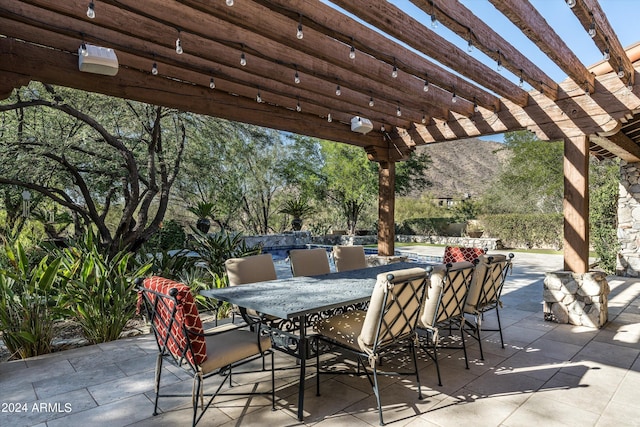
(543, 271), (610, 328)
(366, 255), (408, 266)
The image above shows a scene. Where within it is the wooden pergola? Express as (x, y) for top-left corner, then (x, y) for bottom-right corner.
(1, 0), (639, 273)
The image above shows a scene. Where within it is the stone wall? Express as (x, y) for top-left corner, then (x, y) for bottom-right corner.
(543, 271), (610, 328)
(617, 160), (640, 277)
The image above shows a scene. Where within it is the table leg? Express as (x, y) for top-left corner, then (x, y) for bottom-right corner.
(297, 315), (306, 421)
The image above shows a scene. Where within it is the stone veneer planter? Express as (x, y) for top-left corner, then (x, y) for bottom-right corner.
(543, 271), (610, 328)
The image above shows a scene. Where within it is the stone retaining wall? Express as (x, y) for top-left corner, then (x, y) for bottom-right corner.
(543, 271), (610, 328)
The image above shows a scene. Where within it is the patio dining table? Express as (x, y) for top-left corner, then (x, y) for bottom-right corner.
(200, 261), (430, 421)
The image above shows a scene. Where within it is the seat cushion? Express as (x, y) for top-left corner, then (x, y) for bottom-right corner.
(200, 329), (272, 374)
(315, 309), (367, 352)
(443, 246), (485, 264)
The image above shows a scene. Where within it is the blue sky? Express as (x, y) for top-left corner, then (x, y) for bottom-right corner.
(325, 1), (637, 142)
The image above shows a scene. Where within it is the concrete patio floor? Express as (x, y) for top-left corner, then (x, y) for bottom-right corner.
(1, 250), (639, 427)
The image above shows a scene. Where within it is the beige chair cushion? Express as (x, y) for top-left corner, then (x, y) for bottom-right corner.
(465, 254), (508, 314)
(333, 245), (367, 272)
(225, 253), (277, 286)
(200, 329), (272, 374)
(289, 248), (331, 276)
(419, 261), (474, 328)
(359, 267), (428, 350)
(314, 309), (367, 352)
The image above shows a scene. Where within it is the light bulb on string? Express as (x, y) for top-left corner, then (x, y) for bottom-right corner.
(240, 52), (246, 66)
(175, 31), (183, 55)
(566, 0), (576, 8)
(294, 69), (300, 84)
(381, 124), (386, 132)
(226, 0), (234, 5)
(296, 99), (301, 112)
(588, 20), (596, 38)
(80, 41), (88, 57)
(467, 39), (473, 53)
(151, 62), (158, 75)
(451, 92), (457, 103)
(369, 97), (374, 107)
(327, 113), (332, 123)
(296, 21), (303, 40)
(496, 52), (502, 72)
(86, 1), (95, 19)
(473, 99), (479, 113)
(335, 84), (341, 96)
(209, 77), (215, 89)
(256, 90), (262, 103)
(396, 105), (402, 117)
(421, 114), (426, 124)
(430, 13), (437, 28)
(618, 65), (625, 79)
(603, 48), (610, 61)
(392, 64), (398, 78)
(518, 70), (524, 88)
(349, 45), (356, 60)
(423, 78), (429, 92)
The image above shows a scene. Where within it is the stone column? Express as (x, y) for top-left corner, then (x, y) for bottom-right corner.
(617, 160), (640, 276)
(543, 271), (610, 328)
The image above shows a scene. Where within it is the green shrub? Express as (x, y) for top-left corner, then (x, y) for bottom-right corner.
(59, 231), (152, 344)
(396, 217), (451, 235)
(0, 242), (65, 359)
(146, 219), (186, 252)
(480, 213), (563, 249)
(189, 230), (262, 279)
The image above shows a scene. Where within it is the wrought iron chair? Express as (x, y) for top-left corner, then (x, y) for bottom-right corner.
(418, 261), (476, 386)
(443, 246), (486, 264)
(136, 276), (274, 426)
(314, 267), (431, 426)
(464, 253), (514, 360)
(332, 245), (367, 272)
(288, 247), (331, 276)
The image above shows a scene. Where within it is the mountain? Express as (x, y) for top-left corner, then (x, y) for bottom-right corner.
(413, 137), (510, 199)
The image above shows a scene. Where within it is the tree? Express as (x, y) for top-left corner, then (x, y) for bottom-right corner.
(590, 158), (619, 273)
(0, 83), (187, 255)
(483, 131), (563, 214)
(317, 141), (432, 234)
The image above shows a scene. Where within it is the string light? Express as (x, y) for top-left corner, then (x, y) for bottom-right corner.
(86, 1), (95, 19)
(240, 52), (247, 66)
(151, 62), (158, 75)
(327, 113), (332, 123)
(296, 16), (304, 40)
(209, 77), (215, 89)
(584, 84), (591, 97)
(519, 70), (524, 88)
(256, 89), (262, 103)
(175, 30), (183, 55)
(79, 41), (88, 57)
(618, 63), (625, 79)
(566, 0), (576, 8)
(496, 50), (502, 71)
(423, 75), (429, 92)
(294, 67), (300, 84)
(451, 91), (457, 103)
(603, 48), (610, 61)
(335, 84), (341, 96)
(226, 0), (234, 5)
(467, 39), (473, 53)
(539, 81), (544, 94)
(392, 64), (398, 78)
(588, 19), (596, 38)
(396, 105), (402, 117)
(381, 124), (386, 132)
(421, 114), (427, 124)
(473, 98), (479, 113)
(349, 45), (356, 60)
(430, 12), (438, 28)
(296, 98), (301, 112)
(369, 97), (374, 107)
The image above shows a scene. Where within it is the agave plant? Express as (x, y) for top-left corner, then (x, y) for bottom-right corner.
(187, 201), (216, 233)
(0, 242), (65, 359)
(189, 230), (262, 279)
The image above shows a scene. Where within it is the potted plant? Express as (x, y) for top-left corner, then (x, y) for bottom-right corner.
(465, 220), (484, 238)
(188, 201), (215, 234)
(280, 196), (314, 231)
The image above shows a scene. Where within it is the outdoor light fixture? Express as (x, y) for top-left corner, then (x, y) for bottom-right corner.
(473, 99), (479, 113)
(421, 114), (426, 124)
(451, 91), (457, 103)
(78, 43), (118, 75)
(603, 48), (610, 61)
(256, 90), (262, 103)
(349, 45), (356, 60)
(296, 18), (304, 40)
(566, 0), (576, 8)
(519, 70), (524, 88)
(209, 77), (215, 89)
(423, 77), (429, 92)
(381, 124), (386, 132)
(392, 64), (398, 78)
(369, 97), (374, 107)
(618, 64), (625, 79)
(294, 68), (300, 84)
(335, 84), (341, 96)
(152, 62), (158, 75)
(86, 1), (95, 19)
(467, 39), (473, 52)
(226, 0), (234, 5)
(496, 51), (502, 71)
(430, 13), (438, 28)
(396, 105), (402, 117)
(240, 52), (246, 66)
(80, 41), (88, 57)
(351, 116), (373, 134)
(296, 99), (301, 112)
(327, 113), (332, 122)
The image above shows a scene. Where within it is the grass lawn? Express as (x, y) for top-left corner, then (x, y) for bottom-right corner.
(368, 242), (595, 257)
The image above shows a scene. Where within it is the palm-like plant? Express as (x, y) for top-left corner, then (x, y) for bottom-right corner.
(280, 196), (315, 231)
(188, 201), (216, 233)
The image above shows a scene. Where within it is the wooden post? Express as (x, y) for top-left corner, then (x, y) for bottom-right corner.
(563, 135), (589, 273)
(378, 160), (395, 256)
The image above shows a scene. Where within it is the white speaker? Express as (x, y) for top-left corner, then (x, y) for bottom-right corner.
(78, 44), (119, 76)
(350, 116), (373, 134)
